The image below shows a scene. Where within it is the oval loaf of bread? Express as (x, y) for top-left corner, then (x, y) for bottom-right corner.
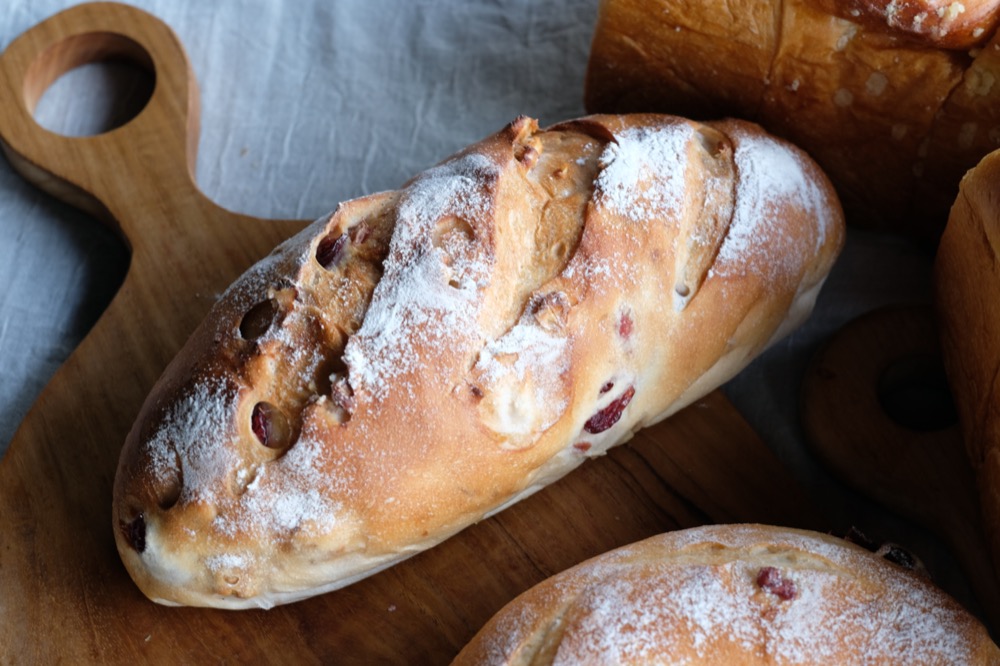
(452, 524), (1000, 665)
(112, 114), (844, 609)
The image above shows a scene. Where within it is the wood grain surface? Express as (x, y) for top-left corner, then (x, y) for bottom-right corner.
(0, 2), (881, 663)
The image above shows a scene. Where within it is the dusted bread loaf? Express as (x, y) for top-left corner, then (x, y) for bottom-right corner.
(453, 524), (1000, 665)
(113, 114), (844, 609)
(585, 0), (1000, 239)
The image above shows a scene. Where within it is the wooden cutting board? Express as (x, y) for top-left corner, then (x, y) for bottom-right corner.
(0, 3), (830, 662)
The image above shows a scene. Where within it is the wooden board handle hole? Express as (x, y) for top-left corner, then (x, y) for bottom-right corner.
(24, 32), (155, 137)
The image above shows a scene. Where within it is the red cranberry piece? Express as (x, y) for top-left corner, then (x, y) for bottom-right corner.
(756, 566), (797, 600)
(584, 386), (635, 434)
(600, 381), (614, 394)
(574, 442), (592, 453)
(349, 221), (371, 244)
(250, 402), (290, 449)
(120, 514), (146, 554)
(251, 403), (270, 445)
(316, 232), (349, 269)
(619, 312), (634, 339)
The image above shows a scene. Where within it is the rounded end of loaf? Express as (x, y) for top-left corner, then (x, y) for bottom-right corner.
(452, 524), (1000, 666)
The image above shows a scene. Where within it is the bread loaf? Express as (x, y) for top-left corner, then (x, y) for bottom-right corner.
(112, 114), (844, 609)
(935, 147), (1000, 584)
(585, 0), (1000, 239)
(452, 524), (1000, 665)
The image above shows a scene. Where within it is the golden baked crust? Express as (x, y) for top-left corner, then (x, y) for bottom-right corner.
(936, 147), (1000, 585)
(452, 524), (1000, 665)
(585, 0), (1000, 239)
(112, 115), (844, 609)
(810, 0), (1000, 48)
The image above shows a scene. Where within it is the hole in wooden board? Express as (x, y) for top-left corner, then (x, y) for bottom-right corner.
(33, 61), (155, 136)
(877, 354), (958, 432)
(25, 32), (156, 137)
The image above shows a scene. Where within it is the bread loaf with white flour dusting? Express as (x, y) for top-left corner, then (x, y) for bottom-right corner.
(452, 524), (1000, 665)
(112, 114), (844, 609)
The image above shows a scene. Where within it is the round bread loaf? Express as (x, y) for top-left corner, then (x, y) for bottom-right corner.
(453, 524), (1000, 665)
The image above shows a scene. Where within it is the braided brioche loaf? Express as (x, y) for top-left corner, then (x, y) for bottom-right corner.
(112, 114), (843, 609)
(585, 0), (1000, 239)
(453, 524), (1000, 665)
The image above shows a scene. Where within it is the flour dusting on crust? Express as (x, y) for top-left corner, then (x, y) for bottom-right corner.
(464, 525), (988, 665)
(145, 378), (239, 505)
(713, 128), (835, 281)
(343, 152), (496, 401)
(594, 124), (691, 223)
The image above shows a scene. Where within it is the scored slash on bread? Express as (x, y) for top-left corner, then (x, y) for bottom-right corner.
(112, 114), (844, 609)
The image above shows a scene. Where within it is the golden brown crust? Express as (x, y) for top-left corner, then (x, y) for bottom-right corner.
(452, 525), (1000, 666)
(112, 114), (844, 609)
(809, 0), (1000, 48)
(935, 148), (1000, 585)
(585, 0), (1000, 239)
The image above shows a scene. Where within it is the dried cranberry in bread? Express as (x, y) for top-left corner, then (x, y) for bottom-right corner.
(452, 524), (1000, 665)
(585, 0), (1000, 239)
(112, 114), (844, 609)
(936, 148), (1000, 584)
